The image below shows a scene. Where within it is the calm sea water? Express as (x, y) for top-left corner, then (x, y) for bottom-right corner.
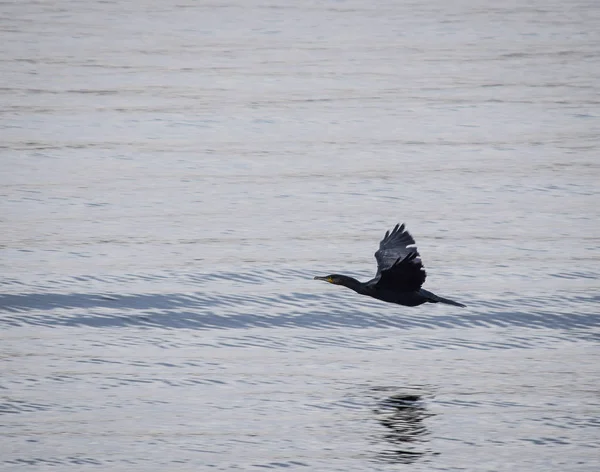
(2, 1), (599, 470)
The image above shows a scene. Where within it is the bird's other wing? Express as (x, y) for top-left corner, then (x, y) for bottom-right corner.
(373, 223), (426, 291)
(374, 224), (419, 272)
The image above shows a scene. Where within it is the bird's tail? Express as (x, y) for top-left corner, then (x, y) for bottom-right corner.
(434, 295), (466, 308)
(420, 289), (466, 308)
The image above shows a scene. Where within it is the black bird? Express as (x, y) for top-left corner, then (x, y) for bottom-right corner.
(314, 223), (466, 307)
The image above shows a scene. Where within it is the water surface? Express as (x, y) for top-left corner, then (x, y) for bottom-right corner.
(1, 0), (599, 470)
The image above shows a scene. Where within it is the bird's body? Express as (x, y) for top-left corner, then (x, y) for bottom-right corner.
(314, 224), (466, 308)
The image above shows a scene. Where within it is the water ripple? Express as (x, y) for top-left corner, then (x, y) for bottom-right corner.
(1, 289), (598, 333)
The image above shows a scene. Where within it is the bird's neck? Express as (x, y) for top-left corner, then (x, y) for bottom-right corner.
(337, 275), (367, 294)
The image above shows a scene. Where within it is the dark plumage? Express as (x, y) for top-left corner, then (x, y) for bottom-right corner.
(314, 223), (466, 308)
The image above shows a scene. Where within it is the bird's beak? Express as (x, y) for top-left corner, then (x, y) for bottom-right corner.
(314, 276), (331, 283)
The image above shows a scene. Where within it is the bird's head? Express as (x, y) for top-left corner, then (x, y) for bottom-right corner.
(313, 274), (357, 286)
(314, 274), (363, 293)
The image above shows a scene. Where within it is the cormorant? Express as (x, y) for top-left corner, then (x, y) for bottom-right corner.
(314, 223), (466, 307)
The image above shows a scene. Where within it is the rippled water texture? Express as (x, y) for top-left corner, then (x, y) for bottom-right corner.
(2, 0), (599, 470)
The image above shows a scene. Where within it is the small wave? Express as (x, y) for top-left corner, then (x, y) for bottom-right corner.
(4, 456), (102, 467)
(1, 289), (599, 334)
(2, 269), (599, 354)
(250, 461), (310, 469)
(0, 400), (54, 415)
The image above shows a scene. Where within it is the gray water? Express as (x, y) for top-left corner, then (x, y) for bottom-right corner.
(2, 0), (600, 470)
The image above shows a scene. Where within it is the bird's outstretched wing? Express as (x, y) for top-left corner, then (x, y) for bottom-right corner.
(373, 223), (427, 292)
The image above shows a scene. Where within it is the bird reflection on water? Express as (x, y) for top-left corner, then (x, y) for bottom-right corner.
(371, 388), (434, 464)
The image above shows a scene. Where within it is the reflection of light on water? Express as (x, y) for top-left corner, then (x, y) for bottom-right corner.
(371, 387), (435, 464)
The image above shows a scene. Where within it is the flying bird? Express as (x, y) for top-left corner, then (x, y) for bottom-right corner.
(314, 223), (465, 307)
